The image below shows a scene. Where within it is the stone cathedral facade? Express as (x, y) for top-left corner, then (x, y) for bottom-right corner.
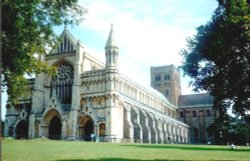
(4, 26), (190, 143)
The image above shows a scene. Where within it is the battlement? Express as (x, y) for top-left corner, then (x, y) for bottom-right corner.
(150, 64), (179, 73)
(150, 64), (181, 106)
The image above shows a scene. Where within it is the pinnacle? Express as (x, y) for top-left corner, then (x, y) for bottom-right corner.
(105, 24), (117, 49)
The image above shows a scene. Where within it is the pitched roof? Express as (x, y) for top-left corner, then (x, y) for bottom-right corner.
(178, 93), (214, 107)
(49, 26), (77, 54)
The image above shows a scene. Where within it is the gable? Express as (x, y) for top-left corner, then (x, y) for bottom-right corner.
(49, 28), (77, 55)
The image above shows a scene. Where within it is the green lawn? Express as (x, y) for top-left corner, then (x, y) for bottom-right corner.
(2, 138), (250, 161)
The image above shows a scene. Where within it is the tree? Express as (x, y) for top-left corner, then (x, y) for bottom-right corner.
(2, 1), (87, 104)
(181, 0), (250, 118)
(207, 115), (250, 145)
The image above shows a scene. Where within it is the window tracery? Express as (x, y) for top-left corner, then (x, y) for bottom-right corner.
(51, 62), (74, 104)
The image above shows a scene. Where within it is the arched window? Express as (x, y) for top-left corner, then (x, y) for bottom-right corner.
(193, 111), (197, 117)
(155, 75), (161, 81)
(206, 110), (211, 116)
(99, 123), (105, 136)
(51, 62), (74, 104)
(166, 90), (169, 96)
(180, 111), (184, 118)
(194, 128), (199, 137)
(164, 75), (170, 80)
(108, 53), (111, 63)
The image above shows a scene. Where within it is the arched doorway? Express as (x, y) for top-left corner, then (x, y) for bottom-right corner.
(79, 116), (94, 141)
(15, 120), (28, 139)
(49, 116), (62, 140)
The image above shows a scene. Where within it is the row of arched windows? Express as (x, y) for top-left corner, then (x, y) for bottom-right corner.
(179, 109), (212, 118)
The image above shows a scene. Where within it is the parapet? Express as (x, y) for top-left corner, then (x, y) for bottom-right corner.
(150, 64), (179, 73)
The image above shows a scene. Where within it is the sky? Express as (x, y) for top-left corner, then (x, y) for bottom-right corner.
(1, 0), (218, 120)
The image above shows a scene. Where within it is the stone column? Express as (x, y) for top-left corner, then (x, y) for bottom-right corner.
(142, 110), (151, 143)
(168, 123), (173, 143)
(156, 118), (164, 144)
(108, 95), (124, 142)
(151, 114), (158, 144)
(139, 109), (150, 143)
(134, 107), (143, 143)
(40, 125), (48, 138)
(131, 107), (142, 143)
(61, 119), (67, 139)
(162, 121), (167, 144)
(68, 110), (78, 140)
(146, 113), (156, 143)
(125, 106), (134, 142)
(28, 114), (35, 139)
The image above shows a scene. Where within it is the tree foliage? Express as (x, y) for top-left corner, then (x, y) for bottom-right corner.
(207, 115), (250, 145)
(2, 1), (87, 104)
(181, 0), (250, 117)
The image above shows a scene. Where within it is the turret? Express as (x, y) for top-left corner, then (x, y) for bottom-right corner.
(105, 24), (119, 71)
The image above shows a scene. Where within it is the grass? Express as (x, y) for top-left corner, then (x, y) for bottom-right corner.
(2, 138), (250, 161)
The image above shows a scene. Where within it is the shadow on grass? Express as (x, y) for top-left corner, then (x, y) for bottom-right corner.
(55, 159), (236, 161)
(121, 144), (250, 152)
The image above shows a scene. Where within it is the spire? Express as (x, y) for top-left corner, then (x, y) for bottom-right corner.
(105, 24), (117, 49)
(105, 24), (119, 71)
(63, 24), (68, 32)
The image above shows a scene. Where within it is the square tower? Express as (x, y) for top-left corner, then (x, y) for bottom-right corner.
(150, 65), (181, 106)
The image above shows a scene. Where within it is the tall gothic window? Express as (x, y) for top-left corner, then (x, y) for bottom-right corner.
(193, 111), (197, 117)
(57, 36), (74, 53)
(166, 90), (169, 96)
(51, 62), (74, 104)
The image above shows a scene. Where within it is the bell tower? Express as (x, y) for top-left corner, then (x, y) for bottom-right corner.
(150, 65), (181, 106)
(104, 24), (123, 139)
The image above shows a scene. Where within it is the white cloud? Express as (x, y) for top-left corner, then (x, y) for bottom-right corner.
(77, 0), (217, 94)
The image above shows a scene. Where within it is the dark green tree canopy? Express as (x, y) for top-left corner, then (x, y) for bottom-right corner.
(181, 0), (250, 117)
(207, 114), (250, 145)
(2, 1), (87, 104)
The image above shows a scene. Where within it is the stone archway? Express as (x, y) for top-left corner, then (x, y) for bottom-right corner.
(49, 116), (62, 140)
(79, 115), (94, 141)
(42, 109), (62, 139)
(15, 120), (28, 139)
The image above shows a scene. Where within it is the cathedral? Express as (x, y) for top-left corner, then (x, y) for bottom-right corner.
(4, 25), (214, 144)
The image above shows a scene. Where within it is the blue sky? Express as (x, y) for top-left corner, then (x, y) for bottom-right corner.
(1, 0), (218, 120)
